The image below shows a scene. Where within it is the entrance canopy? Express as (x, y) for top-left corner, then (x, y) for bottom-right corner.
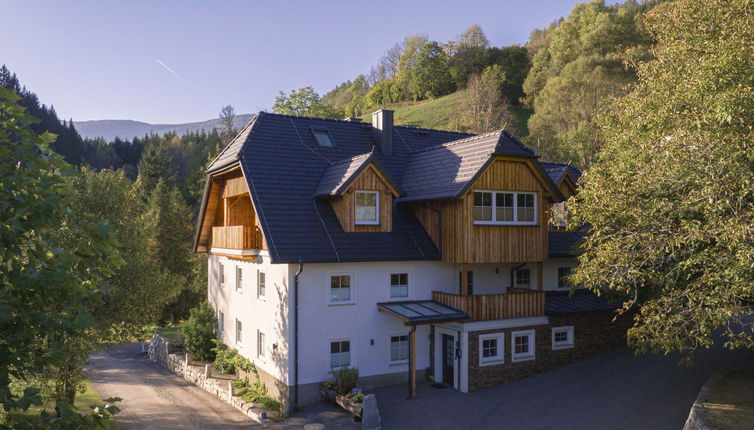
(377, 300), (468, 325)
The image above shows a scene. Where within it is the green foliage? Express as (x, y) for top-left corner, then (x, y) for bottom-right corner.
(409, 41), (454, 101)
(568, 0), (754, 362)
(330, 367), (359, 395)
(0, 86), (122, 422)
(211, 341), (254, 374)
(137, 142), (174, 200)
(181, 302), (217, 362)
(523, 0), (661, 168)
(272, 87), (339, 118)
(446, 25), (490, 88)
(345, 391), (364, 403)
(456, 64), (510, 133)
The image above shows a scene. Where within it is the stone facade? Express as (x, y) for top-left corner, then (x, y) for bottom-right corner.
(466, 311), (631, 391)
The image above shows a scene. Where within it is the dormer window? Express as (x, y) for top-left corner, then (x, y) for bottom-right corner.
(312, 128), (335, 148)
(473, 190), (537, 225)
(355, 191), (379, 225)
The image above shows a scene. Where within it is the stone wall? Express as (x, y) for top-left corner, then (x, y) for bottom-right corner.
(466, 311), (631, 391)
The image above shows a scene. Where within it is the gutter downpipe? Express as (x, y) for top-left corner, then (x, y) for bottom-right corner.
(294, 260), (304, 412)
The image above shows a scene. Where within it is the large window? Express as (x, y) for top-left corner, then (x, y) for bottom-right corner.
(235, 266), (243, 292)
(257, 330), (266, 358)
(473, 191), (537, 225)
(390, 273), (409, 299)
(390, 335), (409, 363)
(235, 319), (243, 345)
(257, 270), (266, 297)
(557, 267), (572, 289)
(330, 340), (351, 368)
(355, 191), (379, 225)
(511, 330), (535, 362)
(552, 326), (574, 350)
(515, 268), (531, 289)
(329, 274), (352, 304)
(479, 333), (504, 366)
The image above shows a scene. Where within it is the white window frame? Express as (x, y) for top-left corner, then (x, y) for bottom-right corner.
(478, 333), (504, 366)
(235, 266), (243, 293)
(515, 268), (531, 289)
(330, 338), (352, 369)
(389, 272), (410, 300)
(388, 333), (409, 365)
(473, 190), (538, 226)
(328, 273), (353, 305)
(235, 318), (242, 345)
(257, 330), (266, 358)
(557, 267), (572, 290)
(511, 329), (536, 362)
(354, 190), (380, 225)
(257, 270), (266, 298)
(218, 262), (225, 287)
(552, 326), (574, 350)
(217, 310), (224, 335)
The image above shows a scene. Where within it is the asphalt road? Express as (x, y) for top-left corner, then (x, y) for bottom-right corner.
(371, 342), (754, 430)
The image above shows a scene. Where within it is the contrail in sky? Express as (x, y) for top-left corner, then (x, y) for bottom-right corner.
(155, 58), (195, 89)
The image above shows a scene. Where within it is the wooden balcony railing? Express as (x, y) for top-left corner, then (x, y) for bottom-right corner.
(432, 290), (545, 321)
(211, 225), (262, 250)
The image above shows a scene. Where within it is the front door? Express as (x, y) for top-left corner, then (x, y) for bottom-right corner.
(442, 334), (455, 385)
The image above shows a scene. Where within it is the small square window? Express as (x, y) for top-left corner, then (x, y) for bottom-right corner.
(355, 191), (379, 225)
(558, 267), (572, 289)
(257, 270), (266, 297)
(390, 335), (409, 363)
(390, 273), (409, 298)
(329, 274), (352, 304)
(552, 326), (574, 350)
(515, 268), (531, 289)
(312, 129), (335, 148)
(511, 330), (535, 362)
(330, 340), (351, 368)
(235, 266), (243, 292)
(479, 333), (504, 366)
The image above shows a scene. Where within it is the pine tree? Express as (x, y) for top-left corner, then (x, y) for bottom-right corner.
(137, 143), (174, 200)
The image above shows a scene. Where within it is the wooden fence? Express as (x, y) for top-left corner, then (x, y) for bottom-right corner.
(432, 290), (545, 321)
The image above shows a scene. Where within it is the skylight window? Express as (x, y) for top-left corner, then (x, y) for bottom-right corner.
(312, 129), (335, 148)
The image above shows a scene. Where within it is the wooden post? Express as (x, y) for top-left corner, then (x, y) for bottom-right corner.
(461, 263), (469, 296)
(536, 262), (543, 291)
(408, 325), (417, 399)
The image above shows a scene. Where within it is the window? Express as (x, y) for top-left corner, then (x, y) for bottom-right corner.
(511, 330), (535, 362)
(312, 129), (335, 148)
(217, 310), (224, 334)
(515, 268), (531, 289)
(551, 202), (567, 227)
(218, 262), (225, 287)
(329, 274), (352, 304)
(479, 333), (504, 366)
(235, 266), (243, 292)
(552, 326), (574, 350)
(257, 270), (266, 297)
(235, 319), (243, 344)
(257, 330), (266, 358)
(390, 273), (408, 298)
(458, 271), (474, 295)
(473, 191), (537, 225)
(390, 335), (409, 363)
(558, 267), (572, 289)
(355, 191), (379, 225)
(330, 340), (351, 368)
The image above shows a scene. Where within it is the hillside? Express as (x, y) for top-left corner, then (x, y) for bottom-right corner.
(359, 91), (531, 138)
(74, 114), (253, 141)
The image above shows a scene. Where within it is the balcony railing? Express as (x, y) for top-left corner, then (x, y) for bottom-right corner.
(432, 290), (545, 321)
(211, 225), (262, 250)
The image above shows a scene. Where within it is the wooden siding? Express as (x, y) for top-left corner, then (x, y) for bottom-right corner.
(331, 164), (393, 233)
(222, 176), (248, 198)
(211, 225), (263, 250)
(195, 180), (221, 252)
(414, 158), (550, 263)
(432, 291), (545, 321)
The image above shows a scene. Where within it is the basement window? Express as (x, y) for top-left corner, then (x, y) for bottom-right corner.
(312, 128), (335, 148)
(511, 329), (535, 362)
(479, 333), (504, 366)
(552, 326), (574, 350)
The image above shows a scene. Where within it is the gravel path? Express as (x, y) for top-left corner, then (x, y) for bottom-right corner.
(89, 343), (258, 430)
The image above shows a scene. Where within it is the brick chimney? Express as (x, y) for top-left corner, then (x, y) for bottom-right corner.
(371, 109), (394, 154)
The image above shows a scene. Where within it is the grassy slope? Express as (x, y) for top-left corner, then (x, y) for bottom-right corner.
(360, 91), (532, 138)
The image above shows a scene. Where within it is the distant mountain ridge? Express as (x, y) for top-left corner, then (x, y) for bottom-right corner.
(73, 114), (254, 141)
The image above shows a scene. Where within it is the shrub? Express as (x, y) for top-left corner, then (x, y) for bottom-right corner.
(330, 367), (359, 395)
(345, 391), (364, 403)
(212, 340), (238, 374)
(181, 302), (217, 361)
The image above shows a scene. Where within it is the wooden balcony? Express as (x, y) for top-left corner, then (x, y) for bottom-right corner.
(432, 290), (545, 321)
(211, 225), (262, 250)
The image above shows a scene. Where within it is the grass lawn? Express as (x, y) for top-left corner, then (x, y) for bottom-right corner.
(156, 322), (184, 340)
(3, 379), (117, 429)
(701, 368), (754, 429)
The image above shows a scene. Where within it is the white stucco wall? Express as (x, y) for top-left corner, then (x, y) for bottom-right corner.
(207, 254), (291, 384)
(542, 257), (579, 291)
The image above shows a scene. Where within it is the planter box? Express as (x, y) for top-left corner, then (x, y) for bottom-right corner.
(335, 395), (363, 420)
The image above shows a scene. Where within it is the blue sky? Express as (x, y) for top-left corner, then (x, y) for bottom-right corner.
(2, 1), (587, 124)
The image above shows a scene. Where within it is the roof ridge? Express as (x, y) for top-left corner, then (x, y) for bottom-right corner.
(410, 130), (502, 155)
(262, 111), (371, 125)
(330, 152), (372, 166)
(206, 113), (259, 171)
(394, 124), (474, 136)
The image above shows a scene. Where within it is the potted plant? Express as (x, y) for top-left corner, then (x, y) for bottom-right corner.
(330, 367), (362, 419)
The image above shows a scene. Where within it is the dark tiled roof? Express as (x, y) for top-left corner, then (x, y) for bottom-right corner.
(314, 153), (404, 197)
(540, 161), (581, 185)
(545, 290), (621, 315)
(207, 115), (258, 172)
(549, 232), (582, 257)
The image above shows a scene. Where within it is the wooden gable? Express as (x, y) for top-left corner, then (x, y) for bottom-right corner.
(331, 163), (396, 233)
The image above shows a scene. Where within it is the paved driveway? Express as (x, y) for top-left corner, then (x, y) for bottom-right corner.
(371, 344), (754, 430)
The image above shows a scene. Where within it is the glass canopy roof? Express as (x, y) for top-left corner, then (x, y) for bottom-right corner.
(377, 300), (468, 325)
